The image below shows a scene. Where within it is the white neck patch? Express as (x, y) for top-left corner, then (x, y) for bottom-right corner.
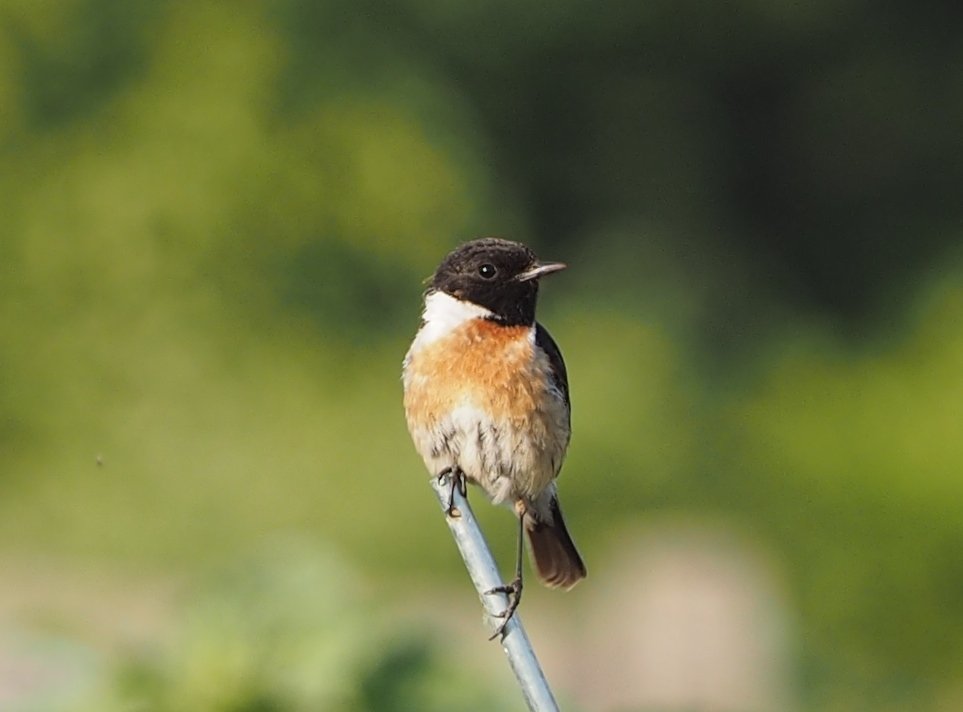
(412, 291), (492, 350)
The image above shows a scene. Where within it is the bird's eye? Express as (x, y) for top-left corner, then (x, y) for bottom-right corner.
(478, 264), (497, 279)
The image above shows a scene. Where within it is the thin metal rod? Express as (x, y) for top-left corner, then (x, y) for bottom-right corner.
(430, 474), (562, 712)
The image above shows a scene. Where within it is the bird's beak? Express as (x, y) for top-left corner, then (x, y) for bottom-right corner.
(517, 261), (566, 282)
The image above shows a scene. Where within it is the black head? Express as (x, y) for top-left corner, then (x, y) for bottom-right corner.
(430, 238), (565, 326)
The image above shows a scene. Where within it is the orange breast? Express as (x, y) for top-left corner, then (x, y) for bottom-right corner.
(404, 320), (547, 426)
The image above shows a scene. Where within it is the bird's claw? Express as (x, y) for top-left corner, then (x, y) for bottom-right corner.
(485, 577), (523, 640)
(438, 467), (467, 516)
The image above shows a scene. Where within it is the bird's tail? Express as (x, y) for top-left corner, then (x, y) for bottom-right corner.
(523, 493), (587, 590)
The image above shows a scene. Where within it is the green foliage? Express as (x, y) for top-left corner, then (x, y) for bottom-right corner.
(86, 542), (520, 712)
(720, 283), (963, 694)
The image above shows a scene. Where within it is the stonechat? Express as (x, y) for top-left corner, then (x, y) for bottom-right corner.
(403, 237), (586, 635)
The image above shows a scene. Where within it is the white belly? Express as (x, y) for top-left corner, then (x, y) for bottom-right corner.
(408, 399), (565, 504)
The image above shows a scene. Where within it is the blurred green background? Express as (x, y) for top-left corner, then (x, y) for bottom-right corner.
(2, 0), (963, 710)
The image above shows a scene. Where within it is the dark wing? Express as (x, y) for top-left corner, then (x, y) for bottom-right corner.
(535, 322), (570, 410)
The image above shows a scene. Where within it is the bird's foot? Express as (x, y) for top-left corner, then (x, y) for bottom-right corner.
(485, 576), (523, 640)
(437, 466), (467, 516)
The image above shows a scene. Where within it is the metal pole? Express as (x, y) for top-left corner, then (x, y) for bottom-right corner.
(430, 474), (562, 712)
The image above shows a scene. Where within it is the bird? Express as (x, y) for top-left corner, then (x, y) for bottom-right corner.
(402, 237), (586, 636)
